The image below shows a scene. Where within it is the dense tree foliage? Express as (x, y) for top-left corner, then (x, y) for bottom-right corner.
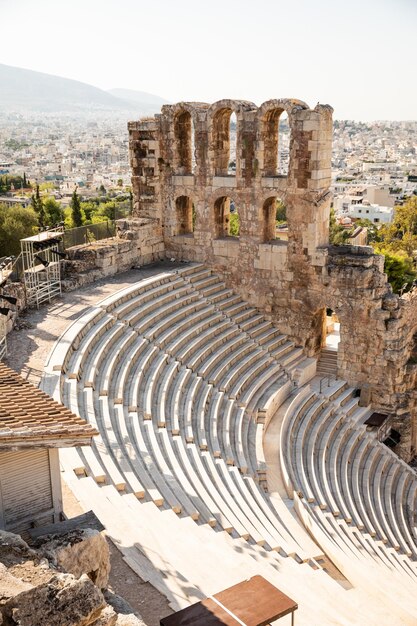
(43, 197), (63, 227)
(370, 197), (417, 292)
(0, 174), (29, 193)
(0, 203), (38, 256)
(276, 199), (286, 224)
(329, 207), (352, 245)
(330, 198), (417, 293)
(374, 246), (416, 293)
(229, 213), (240, 237)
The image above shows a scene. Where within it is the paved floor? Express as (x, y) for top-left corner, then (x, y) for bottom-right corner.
(5, 262), (182, 387)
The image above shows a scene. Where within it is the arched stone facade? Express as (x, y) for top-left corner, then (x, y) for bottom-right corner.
(128, 99), (417, 461)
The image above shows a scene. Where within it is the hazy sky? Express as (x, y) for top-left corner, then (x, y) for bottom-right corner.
(1, 0), (416, 120)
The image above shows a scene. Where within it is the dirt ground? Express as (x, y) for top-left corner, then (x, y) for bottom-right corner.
(62, 482), (172, 626)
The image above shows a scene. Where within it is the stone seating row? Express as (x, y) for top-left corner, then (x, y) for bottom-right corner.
(59, 471), (410, 626)
(177, 265), (306, 369)
(48, 264), (417, 623)
(46, 264), (417, 623)
(54, 266), (318, 562)
(280, 380), (417, 592)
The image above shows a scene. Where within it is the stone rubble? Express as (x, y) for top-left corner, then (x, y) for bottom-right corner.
(0, 530), (147, 626)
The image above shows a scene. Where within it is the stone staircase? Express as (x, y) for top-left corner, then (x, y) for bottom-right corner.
(317, 347), (338, 376)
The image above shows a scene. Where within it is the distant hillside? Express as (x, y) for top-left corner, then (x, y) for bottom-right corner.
(0, 64), (167, 115)
(107, 88), (169, 109)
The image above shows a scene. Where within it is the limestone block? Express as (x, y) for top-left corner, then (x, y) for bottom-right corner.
(212, 176), (237, 188)
(172, 175), (194, 187)
(36, 529), (110, 590)
(0, 563), (33, 606)
(3, 573), (105, 626)
(90, 606), (118, 626)
(302, 120), (320, 132)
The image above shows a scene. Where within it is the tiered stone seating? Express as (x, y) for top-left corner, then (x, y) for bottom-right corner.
(43, 263), (417, 624)
(49, 267), (317, 545)
(280, 378), (417, 609)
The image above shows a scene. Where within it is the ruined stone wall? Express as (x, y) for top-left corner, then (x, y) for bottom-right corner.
(61, 218), (164, 291)
(126, 98), (417, 461)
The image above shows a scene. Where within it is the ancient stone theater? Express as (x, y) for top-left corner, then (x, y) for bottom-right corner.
(2, 98), (417, 625)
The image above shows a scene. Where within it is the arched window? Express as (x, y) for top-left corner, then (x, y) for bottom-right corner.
(212, 108), (235, 176)
(263, 109), (289, 176)
(278, 111), (290, 175)
(262, 197), (286, 242)
(214, 196), (239, 238)
(229, 112), (237, 175)
(174, 111), (193, 174)
(175, 196), (194, 234)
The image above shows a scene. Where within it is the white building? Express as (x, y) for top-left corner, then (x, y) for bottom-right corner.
(347, 202), (394, 224)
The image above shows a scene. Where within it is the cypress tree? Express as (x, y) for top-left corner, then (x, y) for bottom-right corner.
(31, 184), (46, 229)
(71, 187), (82, 227)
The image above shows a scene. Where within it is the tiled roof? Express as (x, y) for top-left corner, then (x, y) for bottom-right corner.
(0, 363), (98, 449)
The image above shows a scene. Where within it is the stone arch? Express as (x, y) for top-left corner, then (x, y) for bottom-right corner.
(174, 110), (192, 174)
(175, 195), (194, 235)
(262, 196), (286, 242)
(257, 99), (308, 177)
(166, 103), (209, 174)
(213, 195), (239, 238)
(208, 99), (256, 177)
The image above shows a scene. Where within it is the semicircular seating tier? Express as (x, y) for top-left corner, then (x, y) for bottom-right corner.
(43, 263), (417, 625)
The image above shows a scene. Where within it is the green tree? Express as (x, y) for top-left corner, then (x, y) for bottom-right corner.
(80, 201), (96, 223)
(0, 203), (38, 256)
(276, 199), (286, 223)
(376, 197), (417, 256)
(354, 218), (380, 243)
(0, 174), (26, 193)
(362, 197), (417, 292)
(373, 245), (416, 293)
(43, 197), (62, 227)
(71, 187), (83, 227)
(329, 207), (352, 245)
(31, 184), (46, 229)
(229, 213), (240, 237)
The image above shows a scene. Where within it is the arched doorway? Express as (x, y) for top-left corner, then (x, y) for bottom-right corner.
(316, 307), (340, 376)
(323, 308), (340, 350)
(214, 196), (239, 238)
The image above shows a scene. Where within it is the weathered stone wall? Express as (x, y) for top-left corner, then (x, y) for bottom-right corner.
(61, 218), (163, 291)
(129, 98), (417, 461)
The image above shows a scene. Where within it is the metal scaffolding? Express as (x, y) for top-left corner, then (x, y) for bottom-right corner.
(21, 229), (64, 308)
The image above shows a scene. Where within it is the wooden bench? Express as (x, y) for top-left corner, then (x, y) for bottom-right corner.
(160, 575), (298, 626)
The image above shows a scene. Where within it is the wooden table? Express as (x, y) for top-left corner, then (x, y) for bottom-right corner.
(160, 575), (298, 626)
